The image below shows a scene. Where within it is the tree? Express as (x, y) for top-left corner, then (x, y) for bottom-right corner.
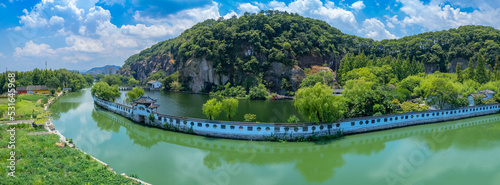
(467, 58), (475, 81)
(125, 87), (145, 103)
(163, 72), (179, 91)
(294, 83), (347, 123)
(84, 74), (94, 85)
(46, 77), (61, 88)
(221, 98), (238, 121)
(424, 78), (458, 109)
(249, 84), (267, 100)
(475, 53), (488, 84)
(95, 74), (105, 81)
(101, 75), (121, 86)
(202, 98), (222, 120)
(170, 81), (183, 91)
(127, 77), (139, 86)
(91, 81), (121, 101)
(456, 63), (463, 82)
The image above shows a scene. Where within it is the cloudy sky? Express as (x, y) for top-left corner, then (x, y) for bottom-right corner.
(1, 0), (499, 71)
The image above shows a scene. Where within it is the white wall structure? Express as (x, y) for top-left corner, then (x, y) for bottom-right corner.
(94, 96), (500, 141)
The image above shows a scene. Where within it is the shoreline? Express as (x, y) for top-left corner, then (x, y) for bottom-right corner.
(45, 91), (151, 185)
(93, 96), (500, 141)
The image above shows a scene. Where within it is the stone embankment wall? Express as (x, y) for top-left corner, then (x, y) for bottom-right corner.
(94, 97), (500, 140)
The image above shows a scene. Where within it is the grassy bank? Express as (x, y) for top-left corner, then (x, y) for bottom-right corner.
(0, 124), (137, 184)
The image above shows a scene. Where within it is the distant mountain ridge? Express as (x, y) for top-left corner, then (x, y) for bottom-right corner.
(85, 65), (120, 75)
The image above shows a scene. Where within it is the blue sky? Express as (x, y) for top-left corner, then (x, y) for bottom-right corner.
(1, 0), (499, 71)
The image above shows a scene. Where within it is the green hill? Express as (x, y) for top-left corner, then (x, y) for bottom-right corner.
(119, 10), (500, 93)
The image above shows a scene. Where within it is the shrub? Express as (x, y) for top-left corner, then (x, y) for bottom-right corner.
(287, 115), (300, 123)
(249, 84), (267, 100)
(244, 114), (257, 122)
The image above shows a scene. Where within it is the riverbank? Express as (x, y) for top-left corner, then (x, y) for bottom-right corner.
(94, 96), (500, 141)
(0, 91), (150, 184)
(44, 92), (151, 184)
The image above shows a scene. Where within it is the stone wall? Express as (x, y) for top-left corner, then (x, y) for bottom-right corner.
(93, 96), (500, 141)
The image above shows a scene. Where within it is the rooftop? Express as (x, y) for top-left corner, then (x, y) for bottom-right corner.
(147, 80), (161, 84)
(478, 89), (496, 94)
(26, 85), (48, 91)
(133, 96), (157, 104)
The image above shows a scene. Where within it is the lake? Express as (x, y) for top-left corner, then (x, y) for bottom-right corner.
(50, 88), (500, 185)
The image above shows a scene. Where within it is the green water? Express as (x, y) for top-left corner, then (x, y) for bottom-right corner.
(50, 88), (500, 185)
(113, 90), (301, 123)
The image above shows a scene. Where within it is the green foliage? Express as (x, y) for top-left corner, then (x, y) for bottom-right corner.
(294, 83), (347, 123)
(101, 75), (122, 86)
(162, 72), (179, 91)
(343, 79), (395, 117)
(150, 71), (166, 81)
(127, 77), (139, 86)
(0, 125), (135, 184)
(249, 84), (268, 100)
(473, 95), (485, 105)
(423, 78), (459, 109)
(221, 98), (239, 121)
(84, 73), (94, 85)
(202, 98), (222, 120)
(148, 113), (155, 122)
(456, 63), (463, 82)
(287, 115), (300, 123)
(170, 81), (183, 92)
(125, 87), (145, 103)
(244, 114), (257, 122)
(495, 93), (500, 102)
(483, 98), (497, 105)
(400, 101), (429, 112)
(17, 94), (45, 102)
(300, 71), (335, 88)
(91, 82), (121, 102)
(475, 53), (488, 84)
(211, 83), (246, 98)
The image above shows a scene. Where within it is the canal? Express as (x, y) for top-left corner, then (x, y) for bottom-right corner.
(50, 88), (500, 185)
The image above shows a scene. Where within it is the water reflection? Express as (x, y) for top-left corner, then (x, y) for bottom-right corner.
(93, 100), (500, 183)
(51, 88), (500, 184)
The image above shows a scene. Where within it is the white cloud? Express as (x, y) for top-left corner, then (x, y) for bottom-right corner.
(395, 0), (500, 30)
(49, 16), (65, 25)
(0, 3), (6, 8)
(223, 11), (238, 19)
(268, 0), (358, 31)
(361, 18), (397, 40)
(238, 3), (260, 13)
(350, 1), (365, 10)
(0, 52), (5, 58)
(14, 40), (57, 57)
(65, 35), (105, 53)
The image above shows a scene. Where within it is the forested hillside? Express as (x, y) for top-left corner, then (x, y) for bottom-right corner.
(119, 10), (500, 93)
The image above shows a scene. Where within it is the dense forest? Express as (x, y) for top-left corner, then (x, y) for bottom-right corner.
(0, 69), (92, 94)
(120, 10), (500, 93)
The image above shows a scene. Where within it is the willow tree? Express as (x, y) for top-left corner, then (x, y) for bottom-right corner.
(294, 83), (347, 123)
(125, 87), (145, 103)
(221, 98), (238, 121)
(202, 98), (222, 120)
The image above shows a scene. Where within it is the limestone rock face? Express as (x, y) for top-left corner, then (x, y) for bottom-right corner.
(178, 57), (229, 93)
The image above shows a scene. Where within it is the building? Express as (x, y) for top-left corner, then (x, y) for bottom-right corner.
(147, 80), (162, 90)
(131, 96), (160, 121)
(16, 87), (27, 94)
(478, 89), (496, 100)
(27, 85), (49, 94)
(468, 89), (497, 106)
